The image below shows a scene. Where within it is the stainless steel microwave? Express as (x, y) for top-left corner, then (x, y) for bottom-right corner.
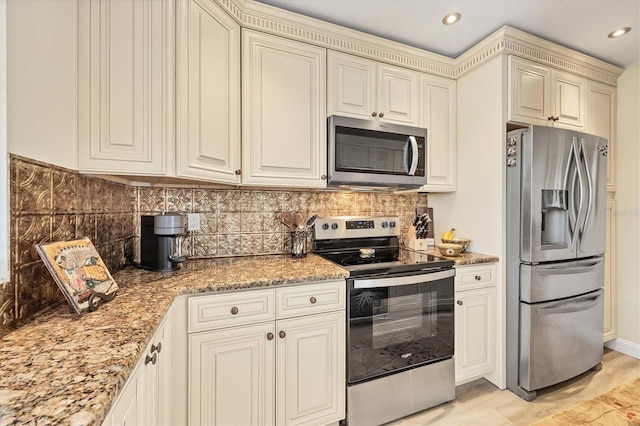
(327, 115), (427, 189)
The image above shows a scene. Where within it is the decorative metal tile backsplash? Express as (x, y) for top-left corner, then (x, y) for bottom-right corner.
(2, 155), (428, 337)
(2, 155), (135, 337)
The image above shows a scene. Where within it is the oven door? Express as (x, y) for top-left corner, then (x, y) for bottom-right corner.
(347, 269), (455, 385)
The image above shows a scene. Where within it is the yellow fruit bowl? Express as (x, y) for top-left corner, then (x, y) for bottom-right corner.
(437, 243), (464, 257)
(441, 238), (470, 253)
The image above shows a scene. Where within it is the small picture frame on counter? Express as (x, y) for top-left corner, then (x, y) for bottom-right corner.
(35, 238), (118, 314)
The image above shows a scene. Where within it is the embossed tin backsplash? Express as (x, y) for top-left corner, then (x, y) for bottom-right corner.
(2, 155), (428, 337)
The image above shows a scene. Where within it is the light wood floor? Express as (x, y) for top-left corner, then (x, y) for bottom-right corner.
(387, 348), (640, 425)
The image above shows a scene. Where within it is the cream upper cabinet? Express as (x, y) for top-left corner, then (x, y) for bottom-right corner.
(327, 50), (420, 126)
(176, 0), (241, 184)
(78, 0), (174, 175)
(454, 264), (497, 385)
(508, 56), (585, 130)
(242, 30), (327, 188)
(587, 81), (616, 191)
(418, 74), (456, 192)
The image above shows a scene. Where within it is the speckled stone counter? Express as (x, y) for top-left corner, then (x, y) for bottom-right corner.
(423, 249), (499, 266)
(0, 254), (348, 426)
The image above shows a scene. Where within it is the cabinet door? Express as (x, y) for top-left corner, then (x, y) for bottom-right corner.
(176, 0), (241, 184)
(508, 57), (551, 125)
(242, 30), (327, 188)
(604, 199), (617, 342)
(418, 74), (456, 192)
(455, 287), (496, 384)
(552, 70), (585, 129)
(105, 362), (146, 426)
(276, 312), (345, 426)
(377, 63), (420, 125)
(327, 51), (376, 120)
(144, 320), (170, 425)
(587, 81), (616, 191)
(78, 0), (173, 175)
(189, 322), (275, 426)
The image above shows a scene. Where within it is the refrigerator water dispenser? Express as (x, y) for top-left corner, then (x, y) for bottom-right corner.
(541, 189), (568, 247)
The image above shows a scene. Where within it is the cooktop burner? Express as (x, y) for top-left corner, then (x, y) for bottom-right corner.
(314, 216), (454, 277)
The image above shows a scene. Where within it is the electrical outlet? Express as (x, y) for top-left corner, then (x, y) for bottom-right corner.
(187, 213), (201, 231)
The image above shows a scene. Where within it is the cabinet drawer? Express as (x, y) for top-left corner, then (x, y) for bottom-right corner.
(455, 264), (496, 291)
(188, 289), (275, 332)
(276, 280), (345, 318)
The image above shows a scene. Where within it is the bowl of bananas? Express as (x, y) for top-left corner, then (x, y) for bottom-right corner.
(441, 228), (470, 253)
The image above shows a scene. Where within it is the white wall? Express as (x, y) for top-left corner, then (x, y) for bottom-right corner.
(612, 62), (640, 353)
(7, 0), (77, 169)
(0, 0), (8, 283)
(428, 55), (507, 388)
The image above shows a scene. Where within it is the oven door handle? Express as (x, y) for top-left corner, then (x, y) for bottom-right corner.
(353, 269), (455, 289)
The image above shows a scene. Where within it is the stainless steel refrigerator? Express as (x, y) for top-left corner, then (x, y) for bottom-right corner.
(506, 125), (608, 401)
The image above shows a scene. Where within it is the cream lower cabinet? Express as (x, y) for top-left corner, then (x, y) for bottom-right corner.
(175, 0), (241, 184)
(188, 281), (346, 425)
(604, 199), (617, 342)
(242, 30), (327, 188)
(327, 50), (420, 126)
(454, 263), (497, 385)
(103, 314), (171, 426)
(508, 56), (585, 130)
(77, 0), (174, 175)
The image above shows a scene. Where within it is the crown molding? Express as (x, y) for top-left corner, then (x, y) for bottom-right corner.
(216, 0), (624, 85)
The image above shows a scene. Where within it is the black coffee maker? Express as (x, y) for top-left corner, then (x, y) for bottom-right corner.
(139, 213), (187, 272)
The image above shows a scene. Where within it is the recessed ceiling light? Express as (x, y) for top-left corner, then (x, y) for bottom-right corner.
(442, 13), (461, 26)
(608, 27), (631, 38)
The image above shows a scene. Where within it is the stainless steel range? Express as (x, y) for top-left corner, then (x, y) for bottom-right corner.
(314, 216), (456, 426)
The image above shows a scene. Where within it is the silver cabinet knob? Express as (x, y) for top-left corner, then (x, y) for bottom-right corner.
(235, 169), (242, 175)
(145, 353), (157, 365)
(231, 306), (239, 315)
(151, 342), (162, 354)
(475, 275), (482, 281)
(457, 300), (463, 306)
(310, 297), (317, 304)
(279, 331), (286, 339)
(321, 174), (327, 180)
(372, 112), (378, 117)
(267, 332), (274, 341)
(378, 112), (384, 118)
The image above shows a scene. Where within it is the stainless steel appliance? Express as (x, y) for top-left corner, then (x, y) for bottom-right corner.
(139, 213), (187, 272)
(506, 126), (608, 401)
(314, 216), (455, 425)
(327, 115), (427, 189)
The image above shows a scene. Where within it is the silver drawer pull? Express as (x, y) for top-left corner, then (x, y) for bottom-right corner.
(145, 353), (157, 366)
(231, 306), (239, 315)
(310, 297), (317, 304)
(475, 275), (481, 281)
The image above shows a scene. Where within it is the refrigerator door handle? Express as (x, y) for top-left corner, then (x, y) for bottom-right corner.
(578, 138), (594, 246)
(536, 292), (602, 316)
(565, 141), (577, 248)
(536, 258), (603, 275)
(569, 137), (585, 251)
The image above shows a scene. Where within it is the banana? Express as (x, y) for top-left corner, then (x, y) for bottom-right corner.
(442, 228), (456, 240)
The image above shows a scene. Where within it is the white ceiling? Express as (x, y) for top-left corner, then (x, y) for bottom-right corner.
(255, 0), (640, 68)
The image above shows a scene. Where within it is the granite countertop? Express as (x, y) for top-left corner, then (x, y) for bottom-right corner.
(425, 248), (500, 265)
(0, 254), (349, 426)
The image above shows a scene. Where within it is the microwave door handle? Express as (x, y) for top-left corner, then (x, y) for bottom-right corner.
(407, 136), (419, 176)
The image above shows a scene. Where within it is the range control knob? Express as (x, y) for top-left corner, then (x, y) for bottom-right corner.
(381, 222), (389, 228)
(389, 221), (396, 228)
(322, 223), (329, 231)
(331, 223), (339, 230)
